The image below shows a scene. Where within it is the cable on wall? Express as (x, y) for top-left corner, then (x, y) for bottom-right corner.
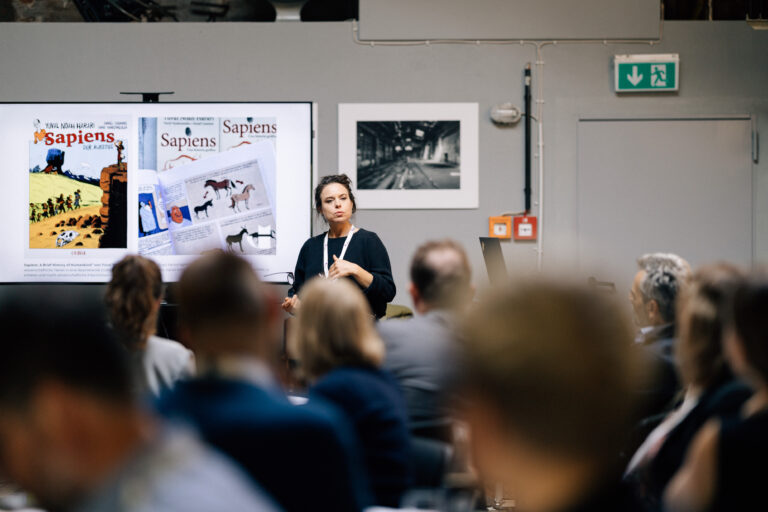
(348, 5), (666, 271)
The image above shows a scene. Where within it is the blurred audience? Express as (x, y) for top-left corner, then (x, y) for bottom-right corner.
(4, 242), (767, 512)
(625, 263), (752, 510)
(290, 277), (412, 508)
(0, 287), (278, 512)
(629, 252), (691, 419)
(105, 254), (194, 398)
(665, 273), (768, 512)
(156, 251), (370, 512)
(378, 239), (473, 434)
(460, 279), (644, 512)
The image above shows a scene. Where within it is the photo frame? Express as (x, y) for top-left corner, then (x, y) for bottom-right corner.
(338, 103), (478, 209)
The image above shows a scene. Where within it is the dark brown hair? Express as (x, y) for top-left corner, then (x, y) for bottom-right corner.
(676, 263), (744, 389)
(177, 250), (269, 333)
(105, 255), (163, 347)
(731, 274), (768, 383)
(0, 287), (133, 409)
(314, 174), (356, 216)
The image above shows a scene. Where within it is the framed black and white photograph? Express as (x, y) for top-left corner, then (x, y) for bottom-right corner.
(338, 103), (478, 209)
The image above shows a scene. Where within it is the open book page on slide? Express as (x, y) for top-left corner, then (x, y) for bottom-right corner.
(144, 142), (277, 256)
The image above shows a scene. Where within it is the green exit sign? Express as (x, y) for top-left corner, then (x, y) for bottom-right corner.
(614, 54), (679, 93)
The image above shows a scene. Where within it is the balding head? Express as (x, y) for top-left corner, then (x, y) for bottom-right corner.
(410, 239), (473, 313)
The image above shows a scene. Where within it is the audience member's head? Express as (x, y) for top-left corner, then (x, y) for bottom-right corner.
(676, 263), (745, 390)
(289, 278), (384, 382)
(409, 239), (473, 313)
(176, 250), (278, 360)
(105, 254), (163, 348)
(723, 273), (768, 389)
(460, 279), (641, 512)
(630, 252), (691, 328)
(0, 288), (143, 509)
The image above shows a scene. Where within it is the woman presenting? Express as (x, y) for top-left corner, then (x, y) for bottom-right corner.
(283, 174), (396, 319)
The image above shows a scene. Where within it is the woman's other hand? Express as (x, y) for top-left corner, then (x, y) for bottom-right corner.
(329, 255), (373, 288)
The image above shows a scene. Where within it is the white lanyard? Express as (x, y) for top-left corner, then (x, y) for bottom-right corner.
(324, 225), (355, 278)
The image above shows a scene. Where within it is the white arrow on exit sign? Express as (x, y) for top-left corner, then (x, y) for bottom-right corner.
(627, 66), (643, 86)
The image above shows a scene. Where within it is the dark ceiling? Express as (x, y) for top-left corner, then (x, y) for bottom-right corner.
(1, 0), (764, 22)
(665, 0), (766, 19)
(1, 0), (357, 22)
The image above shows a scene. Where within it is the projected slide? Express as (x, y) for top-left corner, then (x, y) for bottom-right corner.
(0, 103), (313, 283)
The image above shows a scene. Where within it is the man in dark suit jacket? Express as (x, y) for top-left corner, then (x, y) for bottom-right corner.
(378, 239), (473, 434)
(629, 253), (691, 424)
(158, 252), (371, 512)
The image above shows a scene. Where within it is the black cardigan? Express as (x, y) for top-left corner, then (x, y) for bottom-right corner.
(289, 228), (396, 318)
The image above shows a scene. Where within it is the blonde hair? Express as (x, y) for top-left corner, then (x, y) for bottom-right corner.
(290, 277), (384, 381)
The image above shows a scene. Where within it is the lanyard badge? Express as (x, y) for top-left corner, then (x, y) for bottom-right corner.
(323, 225), (355, 278)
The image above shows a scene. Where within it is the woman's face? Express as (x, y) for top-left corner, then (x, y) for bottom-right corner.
(320, 183), (353, 224)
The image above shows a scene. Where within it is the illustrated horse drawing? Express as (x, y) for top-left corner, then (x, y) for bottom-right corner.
(228, 184), (255, 213)
(226, 227), (249, 253)
(250, 228), (276, 240)
(193, 199), (214, 219)
(204, 178), (233, 199)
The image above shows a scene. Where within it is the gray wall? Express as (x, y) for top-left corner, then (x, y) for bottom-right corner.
(359, 0), (660, 40)
(0, 20), (766, 306)
(543, 23), (768, 276)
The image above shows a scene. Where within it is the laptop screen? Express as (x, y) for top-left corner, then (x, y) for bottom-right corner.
(479, 237), (508, 283)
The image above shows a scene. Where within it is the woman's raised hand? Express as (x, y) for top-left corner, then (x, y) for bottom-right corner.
(282, 295), (300, 315)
